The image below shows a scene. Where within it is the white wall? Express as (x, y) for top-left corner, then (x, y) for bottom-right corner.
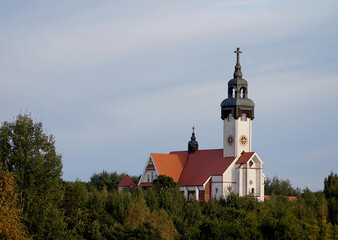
(223, 114), (236, 157)
(211, 175), (223, 200)
(236, 154), (264, 201)
(235, 117), (252, 156)
(223, 114), (252, 157)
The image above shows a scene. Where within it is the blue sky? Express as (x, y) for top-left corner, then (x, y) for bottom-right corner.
(1, 0), (337, 191)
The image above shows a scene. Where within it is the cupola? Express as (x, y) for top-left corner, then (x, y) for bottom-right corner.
(221, 48), (255, 120)
(188, 127), (198, 154)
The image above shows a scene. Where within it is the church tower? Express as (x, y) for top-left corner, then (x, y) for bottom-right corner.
(221, 48), (255, 157)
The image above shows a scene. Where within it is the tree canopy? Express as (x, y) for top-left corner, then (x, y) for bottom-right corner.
(0, 171), (30, 240)
(0, 114), (337, 239)
(0, 114), (65, 239)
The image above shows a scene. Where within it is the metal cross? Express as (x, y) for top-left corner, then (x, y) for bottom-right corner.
(234, 47), (242, 64)
(192, 126), (195, 133)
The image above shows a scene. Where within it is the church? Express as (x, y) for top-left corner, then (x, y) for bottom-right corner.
(121, 48), (264, 202)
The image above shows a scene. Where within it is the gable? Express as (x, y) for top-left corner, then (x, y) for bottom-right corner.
(236, 152), (255, 164)
(151, 152), (188, 182)
(118, 175), (136, 187)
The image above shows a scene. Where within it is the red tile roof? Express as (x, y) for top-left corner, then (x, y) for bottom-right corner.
(151, 152), (188, 182)
(236, 152), (255, 164)
(118, 175), (136, 187)
(173, 149), (235, 186)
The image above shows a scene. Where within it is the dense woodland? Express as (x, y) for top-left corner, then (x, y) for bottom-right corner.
(0, 114), (337, 240)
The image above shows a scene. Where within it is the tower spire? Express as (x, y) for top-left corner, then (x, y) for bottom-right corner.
(188, 126), (198, 154)
(234, 47), (243, 78)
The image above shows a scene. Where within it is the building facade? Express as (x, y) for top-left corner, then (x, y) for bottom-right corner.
(138, 48), (264, 201)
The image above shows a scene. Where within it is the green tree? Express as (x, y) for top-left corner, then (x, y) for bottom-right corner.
(324, 171), (338, 225)
(0, 114), (65, 239)
(152, 175), (178, 190)
(0, 171), (30, 240)
(89, 170), (126, 192)
(265, 176), (299, 196)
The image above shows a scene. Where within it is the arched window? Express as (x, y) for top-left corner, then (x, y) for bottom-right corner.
(251, 188), (254, 194)
(228, 87), (235, 98)
(147, 175), (150, 182)
(240, 87), (247, 98)
(241, 113), (247, 121)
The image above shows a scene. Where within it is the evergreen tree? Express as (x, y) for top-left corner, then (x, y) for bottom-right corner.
(324, 171), (338, 225)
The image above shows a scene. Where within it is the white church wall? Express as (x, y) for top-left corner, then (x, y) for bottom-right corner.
(247, 161), (256, 196)
(236, 118), (252, 156)
(180, 186), (188, 199)
(260, 173), (265, 201)
(253, 155), (264, 201)
(231, 164), (240, 194)
(138, 156), (159, 185)
(139, 169), (157, 183)
(211, 175), (223, 200)
(222, 160), (239, 197)
(240, 166), (247, 196)
(223, 114), (236, 157)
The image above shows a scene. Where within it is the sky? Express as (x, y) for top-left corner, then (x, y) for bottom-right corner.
(0, 0), (337, 191)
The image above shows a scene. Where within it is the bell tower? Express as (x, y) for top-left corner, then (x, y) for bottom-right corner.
(221, 48), (255, 157)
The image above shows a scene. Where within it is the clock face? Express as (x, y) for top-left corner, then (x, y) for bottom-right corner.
(239, 135), (248, 146)
(227, 136), (234, 145)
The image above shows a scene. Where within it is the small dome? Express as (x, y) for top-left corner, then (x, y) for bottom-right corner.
(188, 127), (198, 154)
(228, 77), (248, 87)
(221, 97), (255, 108)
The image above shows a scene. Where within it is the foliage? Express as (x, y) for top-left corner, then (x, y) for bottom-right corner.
(89, 171), (125, 192)
(89, 170), (139, 192)
(324, 171), (338, 225)
(1, 115), (336, 239)
(0, 171), (31, 240)
(265, 176), (300, 196)
(0, 114), (65, 239)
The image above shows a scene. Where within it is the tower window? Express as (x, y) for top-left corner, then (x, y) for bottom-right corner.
(151, 172), (154, 181)
(240, 87), (247, 98)
(240, 135), (248, 146)
(147, 175), (150, 182)
(241, 113), (247, 121)
(251, 188), (255, 194)
(227, 136), (234, 146)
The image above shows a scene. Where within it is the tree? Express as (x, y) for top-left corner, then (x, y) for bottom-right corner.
(89, 170), (126, 192)
(0, 114), (65, 239)
(0, 171), (30, 240)
(152, 175), (178, 190)
(265, 176), (299, 196)
(324, 171), (338, 225)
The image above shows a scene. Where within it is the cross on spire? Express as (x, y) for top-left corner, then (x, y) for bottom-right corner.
(234, 47), (242, 64)
(192, 126), (195, 133)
